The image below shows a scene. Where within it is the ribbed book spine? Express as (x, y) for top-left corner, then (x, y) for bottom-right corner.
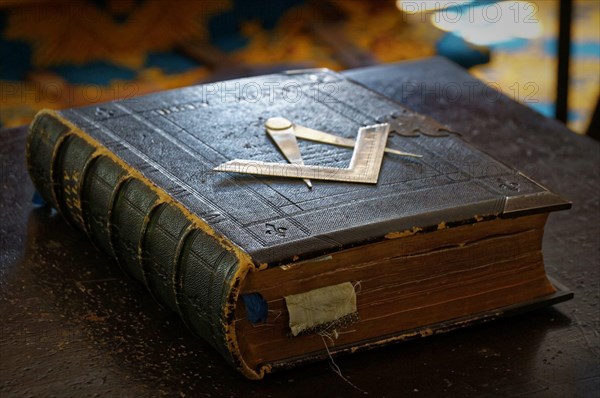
(26, 111), (261, 379)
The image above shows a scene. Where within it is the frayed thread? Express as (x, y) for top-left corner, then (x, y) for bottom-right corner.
(319, 333), (368, 394)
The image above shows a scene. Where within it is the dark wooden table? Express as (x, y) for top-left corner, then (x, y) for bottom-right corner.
(1, 57), (598, 397)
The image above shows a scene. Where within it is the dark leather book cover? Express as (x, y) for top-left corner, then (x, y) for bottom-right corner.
(26, 68), (571, 379)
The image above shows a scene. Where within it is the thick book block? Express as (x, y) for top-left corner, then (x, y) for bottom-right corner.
(26, 69), (572, 379)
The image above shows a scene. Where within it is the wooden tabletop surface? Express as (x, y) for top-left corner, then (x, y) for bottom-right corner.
(1, 57), (598, 397)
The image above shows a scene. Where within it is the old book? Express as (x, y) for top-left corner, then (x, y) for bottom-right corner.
(26, 68), (571, 379)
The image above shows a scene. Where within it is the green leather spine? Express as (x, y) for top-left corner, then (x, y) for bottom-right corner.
(26, 111), (256, 379)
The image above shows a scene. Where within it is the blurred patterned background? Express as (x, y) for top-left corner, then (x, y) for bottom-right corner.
(0, 0), (598, 133)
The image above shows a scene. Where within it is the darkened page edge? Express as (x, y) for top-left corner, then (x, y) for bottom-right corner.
(266, 278), (572, 372)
